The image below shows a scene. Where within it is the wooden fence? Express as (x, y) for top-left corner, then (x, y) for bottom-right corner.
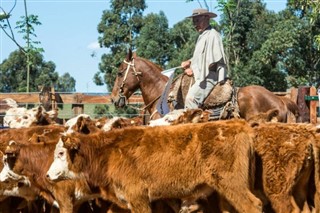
(0, 92), (144, 120)
(1, 86), (319, 124)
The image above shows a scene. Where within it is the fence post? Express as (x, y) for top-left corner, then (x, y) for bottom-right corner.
(72, 93), (84, 116)
(297, 86), (311, 123)
(309, 86), (317, 124)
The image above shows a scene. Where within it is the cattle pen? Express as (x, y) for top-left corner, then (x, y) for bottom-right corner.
(1, 86), (320, 213)
(0, 85), (319, 126)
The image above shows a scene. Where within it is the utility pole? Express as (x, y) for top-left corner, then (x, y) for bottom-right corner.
(24, 0), (30, 93)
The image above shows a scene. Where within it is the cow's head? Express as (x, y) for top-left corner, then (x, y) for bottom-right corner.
(46, 135), (80, 181)
(248, 108), (279, 127)
(0, 141), (30, 188)
(64, 114), (100, 134)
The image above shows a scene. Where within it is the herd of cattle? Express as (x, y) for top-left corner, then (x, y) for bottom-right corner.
(0, 98), (320, 213)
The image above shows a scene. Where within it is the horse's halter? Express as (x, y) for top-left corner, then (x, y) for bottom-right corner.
(118, 59), (142, 104)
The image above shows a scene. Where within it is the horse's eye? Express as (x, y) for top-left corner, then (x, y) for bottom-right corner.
(117, 72), (123, 77)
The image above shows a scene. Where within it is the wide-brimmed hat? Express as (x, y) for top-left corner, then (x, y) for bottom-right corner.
(187, 8), (217, 18)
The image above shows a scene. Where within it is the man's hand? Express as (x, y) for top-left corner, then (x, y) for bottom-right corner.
(181, 60), (191, 69)
(184, 68), (194, 76)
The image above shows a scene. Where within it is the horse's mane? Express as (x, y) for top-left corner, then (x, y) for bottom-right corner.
(136, 57), (163, 73)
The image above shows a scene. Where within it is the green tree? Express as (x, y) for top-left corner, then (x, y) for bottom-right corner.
(94, 105), (110, 118)
(168, 19), (198, 69)
(113, 105), (140, 118)
(287, 0), (320, 86)
(0, 50), (59, 92)
(56, 73), (76, 92)
(217, 0), (277, 85)
(94, 0), (146, 91)
(1, 2), (77, 93)
(185, 0), (319, 90)
(136, 11), (174, 67)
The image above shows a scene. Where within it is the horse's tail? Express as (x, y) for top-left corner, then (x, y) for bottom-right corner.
(279, 96), (300, 122)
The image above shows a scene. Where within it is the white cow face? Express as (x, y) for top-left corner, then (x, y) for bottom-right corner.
(46, 138), (77, 181)
(0, 154), (30, 186)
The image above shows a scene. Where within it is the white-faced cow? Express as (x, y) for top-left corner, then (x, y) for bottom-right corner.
(3, 105), (58, 128)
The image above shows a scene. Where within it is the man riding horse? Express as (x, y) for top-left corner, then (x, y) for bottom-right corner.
(180, 8), (228, 110)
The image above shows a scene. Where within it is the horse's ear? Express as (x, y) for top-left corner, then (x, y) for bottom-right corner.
(126, 49), (133, 61)
(132, 51), (137, 59)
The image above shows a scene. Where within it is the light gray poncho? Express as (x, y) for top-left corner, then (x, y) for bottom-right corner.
(190, 27), (227, 82)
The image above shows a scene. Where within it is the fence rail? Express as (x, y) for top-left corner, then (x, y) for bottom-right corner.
(0, 92), (143, 104)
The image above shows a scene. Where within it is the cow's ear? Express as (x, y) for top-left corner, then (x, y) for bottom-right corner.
(61, 135), (67, 143)
(5, 140), (20, 157)
(75, 116), (84, 132)
(267, 109), (279, 122)
(65, 137), (80, 151)
(250, 122), (260, 128)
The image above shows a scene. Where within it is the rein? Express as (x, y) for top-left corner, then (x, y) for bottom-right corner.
(126, 94), (162, 120)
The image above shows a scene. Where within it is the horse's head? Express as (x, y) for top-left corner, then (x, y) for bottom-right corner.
(111, 49), (142, 108)
(39, 86), (52, 111)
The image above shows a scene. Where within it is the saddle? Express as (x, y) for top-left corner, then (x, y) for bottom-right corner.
(168, 74), (240, 120)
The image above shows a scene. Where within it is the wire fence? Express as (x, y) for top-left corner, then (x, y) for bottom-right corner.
(0, 91), (146, 127)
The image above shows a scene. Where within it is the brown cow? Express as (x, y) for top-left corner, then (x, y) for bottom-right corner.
(47, 119), (262, 213)
(0, 124), (109, 213)
(0, 140), (107, 213)
(146, 111), (320, 213)
(0, 125), (65, 152)
(252, 122), (320, 213)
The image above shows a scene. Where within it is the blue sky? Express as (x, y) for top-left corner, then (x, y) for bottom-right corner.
(0, 0), (286, 93)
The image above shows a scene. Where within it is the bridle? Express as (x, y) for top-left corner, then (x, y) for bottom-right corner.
(117, 59), (162, 119)
(117, 59), (142, 105)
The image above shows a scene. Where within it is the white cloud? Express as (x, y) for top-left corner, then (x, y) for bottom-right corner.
(87, 41), (100, 50)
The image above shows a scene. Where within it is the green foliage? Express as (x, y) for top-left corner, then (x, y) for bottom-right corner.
(216, 0), (320, 90)
(0, 13), (10, 21)
(93, 104), (110, 118)
(56, 73), (76, 92)
(168, 19), (198, 68)
(0, 50), (60, 92)
(287, 0), (320, 50)
(113, 105), (140, 118)
(96, 0), (146, 91)
(16, 14), (44, 54)
(136, 11), (174, 67)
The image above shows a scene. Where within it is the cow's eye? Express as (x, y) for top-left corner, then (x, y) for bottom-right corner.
(58, 151), (64, 158)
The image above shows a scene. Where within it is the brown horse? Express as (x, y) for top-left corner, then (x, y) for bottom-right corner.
(111, 50), (300, 122)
